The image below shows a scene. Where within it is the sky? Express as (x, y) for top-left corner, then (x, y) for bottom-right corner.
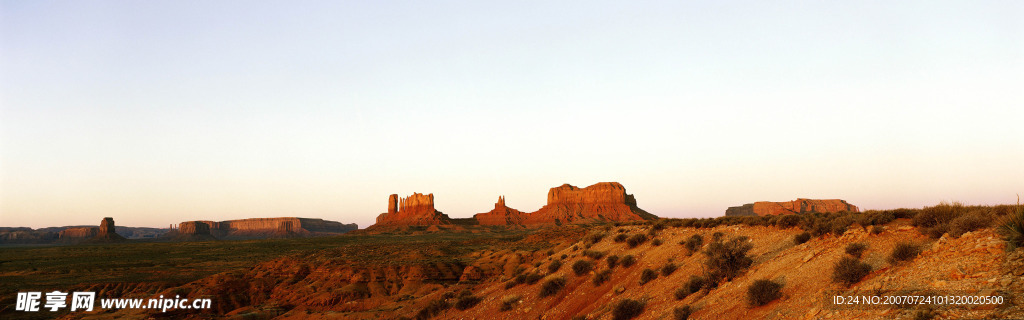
(1, 1), (1022, 229)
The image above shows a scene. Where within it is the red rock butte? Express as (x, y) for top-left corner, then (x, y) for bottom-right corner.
(370, 182), (657, 228)
(375, 193), (453, 226)
(725, 198), (859, 216)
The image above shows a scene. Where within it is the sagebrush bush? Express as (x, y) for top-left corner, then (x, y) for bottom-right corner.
(593, 269), (612, 286)
(539, 277), (566, 298)
(870, 225), (884, 235)
(832, 256), (872, 286)
(913, 202), (963, 228)
(586, 232), (607, 245)
(639, 268), (658, 285)
(415, 298), (451, 320)
(793, 232), (811, 245)
(711, 232), (724, 242)
(1001, 205), (1024, 250)
(582, 250), (605, 260)
(746, 279), (782, 306)
(626, 234), (648, 248)
(572, 260), (594, 276)
(949, 210), (991, 237)
(652, 238), (663, 246)
(685, 275), (706, 295)
(674, 287), (689, 300)
(673, 306), (693, 320)
(606, 255), (619, 269)
(614, 233), (628, 242)
(499, 295), (520, 311)
(612, 299), (645, 320)
(683, 234), (703, 255)
(704, 236), (753, 282)
(620, 255), (636, 268)
(661, 262), (678, 276)
(845, 243), (868, 259)
(454, 295), (482, 310)
(776, 214), (802, 229)
(889, 242), (921, 264)
(548, 259), (562, 273)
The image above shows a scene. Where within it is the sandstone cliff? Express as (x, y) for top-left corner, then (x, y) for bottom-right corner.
(172, 218), (357, 240)
(725, 198), (860, 216)
(89, 217), (127, 242)
(525, 182), (656, 224)
(474, 196), (528, 226)
(374, 193), (453, 226)
(58, 227), (98, 239)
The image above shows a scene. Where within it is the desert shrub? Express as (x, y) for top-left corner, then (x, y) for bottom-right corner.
(612, 299), (645, 320)
(539, 277), (567, 298)
(652, 238), (663, 246)
(845, 243), (868, 259)
(776, 214), (802, 229)
(889, 242), (921, 264)
(606, 255), (619, 269)
(639, 268), (658, 285)
(547, 249), (555, 256)
(571, 316), (587, 320)
(454, 295), (482, 310)
(620, 255), (636, 268)
(561, 254), (568, 259)
(949, 210), (991, 237)
(830, 216), (854, 235)
(582, 250), (605, 260)
(499, 295), (520, 311)
(415, 298), (451, 320)
(593, 269), (613, 286)
(673, 306), (693, 320)
(614, 233), (628, 242)
(673, 287), (689, 300)
(704, 236), (753, 282)
(524, 272), (543, 285)
(711, 232), (724, 242)
(746, 279), (782, 306)
(586, 232), (607, 245)
(661, 262), (678, 276)
(1001, 205), (1024, 250)
(865, 211), (896, 225)
(626, 234), (648, 248)
(793, 232), (811, 245)
(504, 280), (517, 290)
(870, 225), (884, 235)
(914, 307), (938, 320)
(548, 260), (563, 273)
(832, 256), (872, 286)
(683, 234), (703, 255)
(572, 260), (594, 276)
(685, 275), (707, 295)
(913, 203), (964, 235)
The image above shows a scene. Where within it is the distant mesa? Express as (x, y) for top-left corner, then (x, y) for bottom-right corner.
(374, 193), (453, 226)
(725, 198), (859, 216)
(58, 227), (98, 240)
(369, 182), (657, 229)
(170, 217), (357, 241)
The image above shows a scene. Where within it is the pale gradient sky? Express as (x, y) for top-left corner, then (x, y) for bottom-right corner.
(1, 1), (1022, 229)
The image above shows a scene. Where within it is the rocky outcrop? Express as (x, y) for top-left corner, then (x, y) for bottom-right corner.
(59, 227), (98, 239)
(89, 217), (127, 242)
(379, 182), (657, 228)
(474, 196), (528, 226)
(725, 198), (860, 216)
(374, 193), (453, 226)
(172, 218), (357, 240)
(525, 182), (656, 225)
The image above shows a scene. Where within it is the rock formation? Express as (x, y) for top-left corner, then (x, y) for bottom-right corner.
(89, 217), (127, 242)
(474, 196), (528, 226)
(374, 193), (453, 226)
(371, 182), (657, 228)
(58, 227), (98, 239)
(725, 198), (860, 216)
(525, 182), (656, 225)
(172, 218), (357, 240)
